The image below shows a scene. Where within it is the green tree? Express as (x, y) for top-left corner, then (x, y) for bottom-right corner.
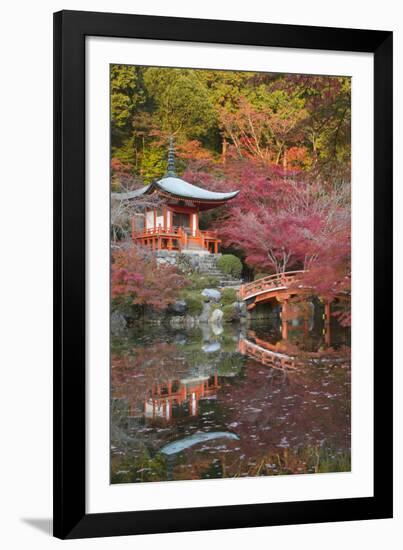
(140, 146), (167, 183)
(143, 68), (216, 140)
(111, 64), (144, 145)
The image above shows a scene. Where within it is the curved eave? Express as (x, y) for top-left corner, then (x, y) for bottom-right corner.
(111, 186), (150, 200)
(158, 187), (240, 202)
(158, 189), (239, 204)
(155, 176), (239, 203)
(111, 177), (240, 206)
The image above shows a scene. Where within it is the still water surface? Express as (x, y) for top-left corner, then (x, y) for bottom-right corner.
(111, 315), (350, 483)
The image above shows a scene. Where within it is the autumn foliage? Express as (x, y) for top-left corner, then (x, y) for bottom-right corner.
(111, 65), (351, 318)
(184, 159), (351, 302)
(112, 246), (188, 310)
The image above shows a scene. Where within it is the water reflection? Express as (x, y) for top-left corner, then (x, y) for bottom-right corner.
(144, 374), (220, 423)
(111, 305), (351, 483)
(239, 336), (297, 370)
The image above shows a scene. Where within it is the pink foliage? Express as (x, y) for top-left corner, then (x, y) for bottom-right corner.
(185, 158), (350, 305)
(112, 246), (189, 310)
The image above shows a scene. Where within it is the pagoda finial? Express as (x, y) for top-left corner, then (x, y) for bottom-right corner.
(166, 136), (176, 176)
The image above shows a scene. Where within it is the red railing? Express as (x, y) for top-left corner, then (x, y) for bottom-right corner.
(132, 224), (221, 252)
(239, 270), (306, 300)
(238, 337), (297, 370)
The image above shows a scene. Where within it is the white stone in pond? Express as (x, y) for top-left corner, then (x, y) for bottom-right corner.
(202, 341), (221, 353)
(202, 288), (222, 302)
(211, 323), (223, 336)
(209, 308), (224, 325)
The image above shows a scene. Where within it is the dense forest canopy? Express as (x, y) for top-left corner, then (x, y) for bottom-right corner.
(111, 64), (351, 311)
(111, 65), (350, 185)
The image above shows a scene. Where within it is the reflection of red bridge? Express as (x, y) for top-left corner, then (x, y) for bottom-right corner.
(239, 330), (350, 370)
(239, 271), (307, 309)
(144, 374), (220, 422)
(238, 337), (297, 370)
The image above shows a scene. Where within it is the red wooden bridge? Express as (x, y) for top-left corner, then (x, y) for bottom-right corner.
(239, 270), (346, 343)
(239, 270), (308, 310)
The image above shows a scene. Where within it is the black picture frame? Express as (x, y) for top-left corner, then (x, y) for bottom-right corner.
(53, 9), (393, 540)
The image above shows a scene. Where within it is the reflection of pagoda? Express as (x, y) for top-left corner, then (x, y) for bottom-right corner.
(144, 373), (220, 422)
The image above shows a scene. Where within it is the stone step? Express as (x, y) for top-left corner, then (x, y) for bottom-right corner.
(199, 270), (223, 276)
(200, 256), (217, 266)
(180, 252), (243, 285)
(200, 273), (241, 282)
(203, 271), (240, 281)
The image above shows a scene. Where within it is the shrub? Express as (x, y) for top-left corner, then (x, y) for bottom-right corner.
(181, 290), (204, 315)
(205, 275), (220, 287)
(222, 303), (237, 322)
(217, 254), (242, 278)
(221, 288), (238, 306)
(187, 272), (219, 290)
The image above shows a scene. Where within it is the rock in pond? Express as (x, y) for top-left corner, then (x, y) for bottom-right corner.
(209, 308), (224, 325)
(168, 300), (187, 314)
(202, 341), (221, 353)
(210, 322), (223, 336)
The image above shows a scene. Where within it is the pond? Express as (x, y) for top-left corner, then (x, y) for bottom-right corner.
(111, 309), (351, 483)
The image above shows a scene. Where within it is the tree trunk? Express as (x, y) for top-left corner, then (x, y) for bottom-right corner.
(282, 148), (287, 170)
(221, 136), (227, 164)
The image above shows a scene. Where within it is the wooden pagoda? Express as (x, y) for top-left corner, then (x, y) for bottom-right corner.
(115, 140), (239, 254)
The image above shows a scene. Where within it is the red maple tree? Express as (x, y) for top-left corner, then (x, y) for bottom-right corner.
(112, 246), (189, 310)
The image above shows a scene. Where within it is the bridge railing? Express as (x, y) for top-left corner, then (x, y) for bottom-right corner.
(238, 337), (297, 370)
(239, 270), (306, 300)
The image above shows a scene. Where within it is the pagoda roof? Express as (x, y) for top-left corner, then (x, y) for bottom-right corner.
(112, 175), (239, 203)
(112, 137), (239, 205)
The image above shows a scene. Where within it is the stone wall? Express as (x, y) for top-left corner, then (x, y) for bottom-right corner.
(155, 250), (241, 288)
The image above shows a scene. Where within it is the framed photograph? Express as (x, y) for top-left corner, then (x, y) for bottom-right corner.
(53, 10), (393, 539)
